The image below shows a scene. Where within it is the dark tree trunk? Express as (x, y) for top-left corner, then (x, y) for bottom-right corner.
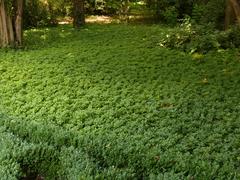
(73, 0), (85, 28)
(15, 0), (24, 46)
(225, 0), (240, 29)
(0, 0), (24, 48)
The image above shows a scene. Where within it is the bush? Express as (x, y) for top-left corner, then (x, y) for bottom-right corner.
(146, 0), (225, 28)
(159, 19), (218, 53)
(159, 21), (240, 53)
(218, 26), (240, 49)
(192, 0), (225, 29)
(24, 0), (50, 28)
(162, 6), (178, 26)
(23, 0), (67, 28)
(191, 4), (206, 24)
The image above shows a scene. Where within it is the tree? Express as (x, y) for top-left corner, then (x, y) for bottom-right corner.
(73, 0), (85, 28)
(225, 0), (240, 29)
(0, 0), (24, 47)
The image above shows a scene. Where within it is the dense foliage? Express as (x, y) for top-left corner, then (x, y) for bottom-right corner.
(159, 21), (240, 53)
(0, 24), (240, 179)
(21, 0), (228, 29)
(23, 0), (71, 28)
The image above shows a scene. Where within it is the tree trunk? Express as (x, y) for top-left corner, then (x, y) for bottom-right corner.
(225, 0), (240, 29)
(73, 0), (85, 28)
(0, 0), (24, 47)
(225, 0), (232, 29)
(120, 0), (130, 22)
(15, 0), (24, 46)
(0, 0), (13, 47)
(7, 15), (15, 46)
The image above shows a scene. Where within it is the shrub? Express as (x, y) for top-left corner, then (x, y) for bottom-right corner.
(159, 21), (240, 53)
(23, 0), (50, 28)
(191, 4), (206, 24)
(158, 19), (219, 53)
(218, 26), (240, 49)
(23, 0), (68, 28)
(191, 0), (225, 29)
(162, 6), (178, 26)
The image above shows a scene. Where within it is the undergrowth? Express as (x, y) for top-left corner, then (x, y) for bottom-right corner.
(159, 22), (240, 54)
(0, 24), (240, 179)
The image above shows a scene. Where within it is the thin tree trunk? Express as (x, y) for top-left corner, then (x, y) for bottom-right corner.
(121, 0), (130, 22)
(225, 0), (232, 29)
(0, 0), (10, 47)
(156, 0), (161, 18)
(15, 0), (24, 46)
(7, 15), (15, 46)
(73, 0), (85, 28)
(0, 9), (2, 46)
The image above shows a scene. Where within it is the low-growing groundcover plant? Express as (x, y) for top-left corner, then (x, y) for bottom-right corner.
(0, 24), (240, 179)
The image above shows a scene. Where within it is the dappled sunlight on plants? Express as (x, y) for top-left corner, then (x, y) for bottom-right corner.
(86, 15), (114, 24)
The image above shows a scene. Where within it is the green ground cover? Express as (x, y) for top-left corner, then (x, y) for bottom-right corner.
(0, 24), (240, 179)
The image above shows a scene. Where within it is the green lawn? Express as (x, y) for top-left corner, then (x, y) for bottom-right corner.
(0, 24), (240, 179)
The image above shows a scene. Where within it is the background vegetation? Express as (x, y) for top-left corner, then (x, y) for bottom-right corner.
(22, 0), (227, 28)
